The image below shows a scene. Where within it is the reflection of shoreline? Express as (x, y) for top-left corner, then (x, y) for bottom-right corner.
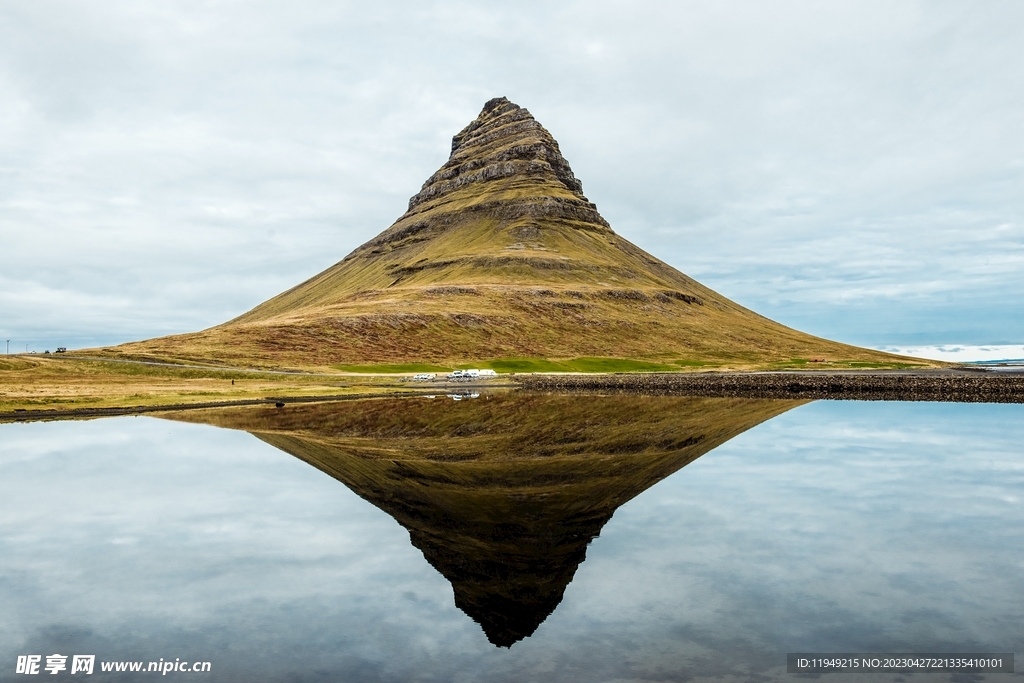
(0, 390), (503, 423)
(162, 395), (803, 647)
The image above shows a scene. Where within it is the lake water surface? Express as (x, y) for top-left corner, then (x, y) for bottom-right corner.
(1, 395), (1021, 682)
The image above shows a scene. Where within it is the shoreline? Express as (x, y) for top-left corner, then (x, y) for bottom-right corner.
(518, 369), (1024, 403)
(0, 391), (436, 423)
(3, 370), (1023, 422)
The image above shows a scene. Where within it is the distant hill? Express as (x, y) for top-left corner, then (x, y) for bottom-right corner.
(102, 97), (926, 370)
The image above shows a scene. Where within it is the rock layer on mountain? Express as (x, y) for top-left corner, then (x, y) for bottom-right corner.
(104, 98), (921, 369)
(163, 393), (804, 646)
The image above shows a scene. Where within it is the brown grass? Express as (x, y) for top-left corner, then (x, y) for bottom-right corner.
(0, 355), (404, 414)
(82, 284), (941, 371)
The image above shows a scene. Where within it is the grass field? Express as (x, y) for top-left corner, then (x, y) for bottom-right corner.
(328, 357), (683, 373)
(1, 349), (939, 417)
(0, 355), (407, 415)
(331, 362), (453, 374)
(316, 355), (935, 375)
(485, 357), (676, 373)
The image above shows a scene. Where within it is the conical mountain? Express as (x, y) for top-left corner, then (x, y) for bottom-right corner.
(162, 393), (805, 646)
(112, 97), (917, 369)
(236, 96), (708, 317)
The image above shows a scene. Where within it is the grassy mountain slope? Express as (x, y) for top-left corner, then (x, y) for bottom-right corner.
(100, 98), (930, 370)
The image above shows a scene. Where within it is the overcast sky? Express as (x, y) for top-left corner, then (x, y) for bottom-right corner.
(2, 0), (1022, 353)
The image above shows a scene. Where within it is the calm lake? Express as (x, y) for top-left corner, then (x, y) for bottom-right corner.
(1, 394), (1021, 682)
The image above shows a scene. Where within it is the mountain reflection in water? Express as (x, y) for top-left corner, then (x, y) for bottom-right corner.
(162, 393), (804, 647)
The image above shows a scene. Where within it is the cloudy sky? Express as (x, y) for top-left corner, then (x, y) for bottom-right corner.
(2, 1), (1022, 353)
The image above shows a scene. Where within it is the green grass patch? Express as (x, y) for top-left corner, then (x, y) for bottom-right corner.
(469, 358), (571, 373)
(673, 359), (713, 368)
(464, 357), (682, 373)
(331, 362), (452, 374)
(71, 360), (290, 381)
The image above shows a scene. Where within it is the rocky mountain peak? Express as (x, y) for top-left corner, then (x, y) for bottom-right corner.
(407, 97), (587, 211)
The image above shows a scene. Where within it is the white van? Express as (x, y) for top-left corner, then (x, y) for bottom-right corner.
(478, 369), (497, 377)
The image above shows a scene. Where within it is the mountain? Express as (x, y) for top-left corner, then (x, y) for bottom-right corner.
(106, 97), (920, 369)
(162, 393), (805, 646)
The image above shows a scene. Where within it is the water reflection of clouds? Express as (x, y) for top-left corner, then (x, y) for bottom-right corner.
(561, 402), (1024, 679)
(1, 403), (1022, 682)
(0, 418), (478, 681)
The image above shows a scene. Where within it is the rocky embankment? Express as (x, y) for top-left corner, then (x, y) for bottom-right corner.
(519, 371), (1024, 403)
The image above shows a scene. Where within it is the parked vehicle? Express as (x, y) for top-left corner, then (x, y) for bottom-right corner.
(412, 373), (436, 381)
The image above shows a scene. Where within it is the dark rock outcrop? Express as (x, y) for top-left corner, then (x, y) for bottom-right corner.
(408, 97), (588, 210)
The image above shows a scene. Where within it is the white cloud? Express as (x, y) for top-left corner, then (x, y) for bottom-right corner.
(876, 344), (1024, 363)
(1, 0), (1022, 349)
